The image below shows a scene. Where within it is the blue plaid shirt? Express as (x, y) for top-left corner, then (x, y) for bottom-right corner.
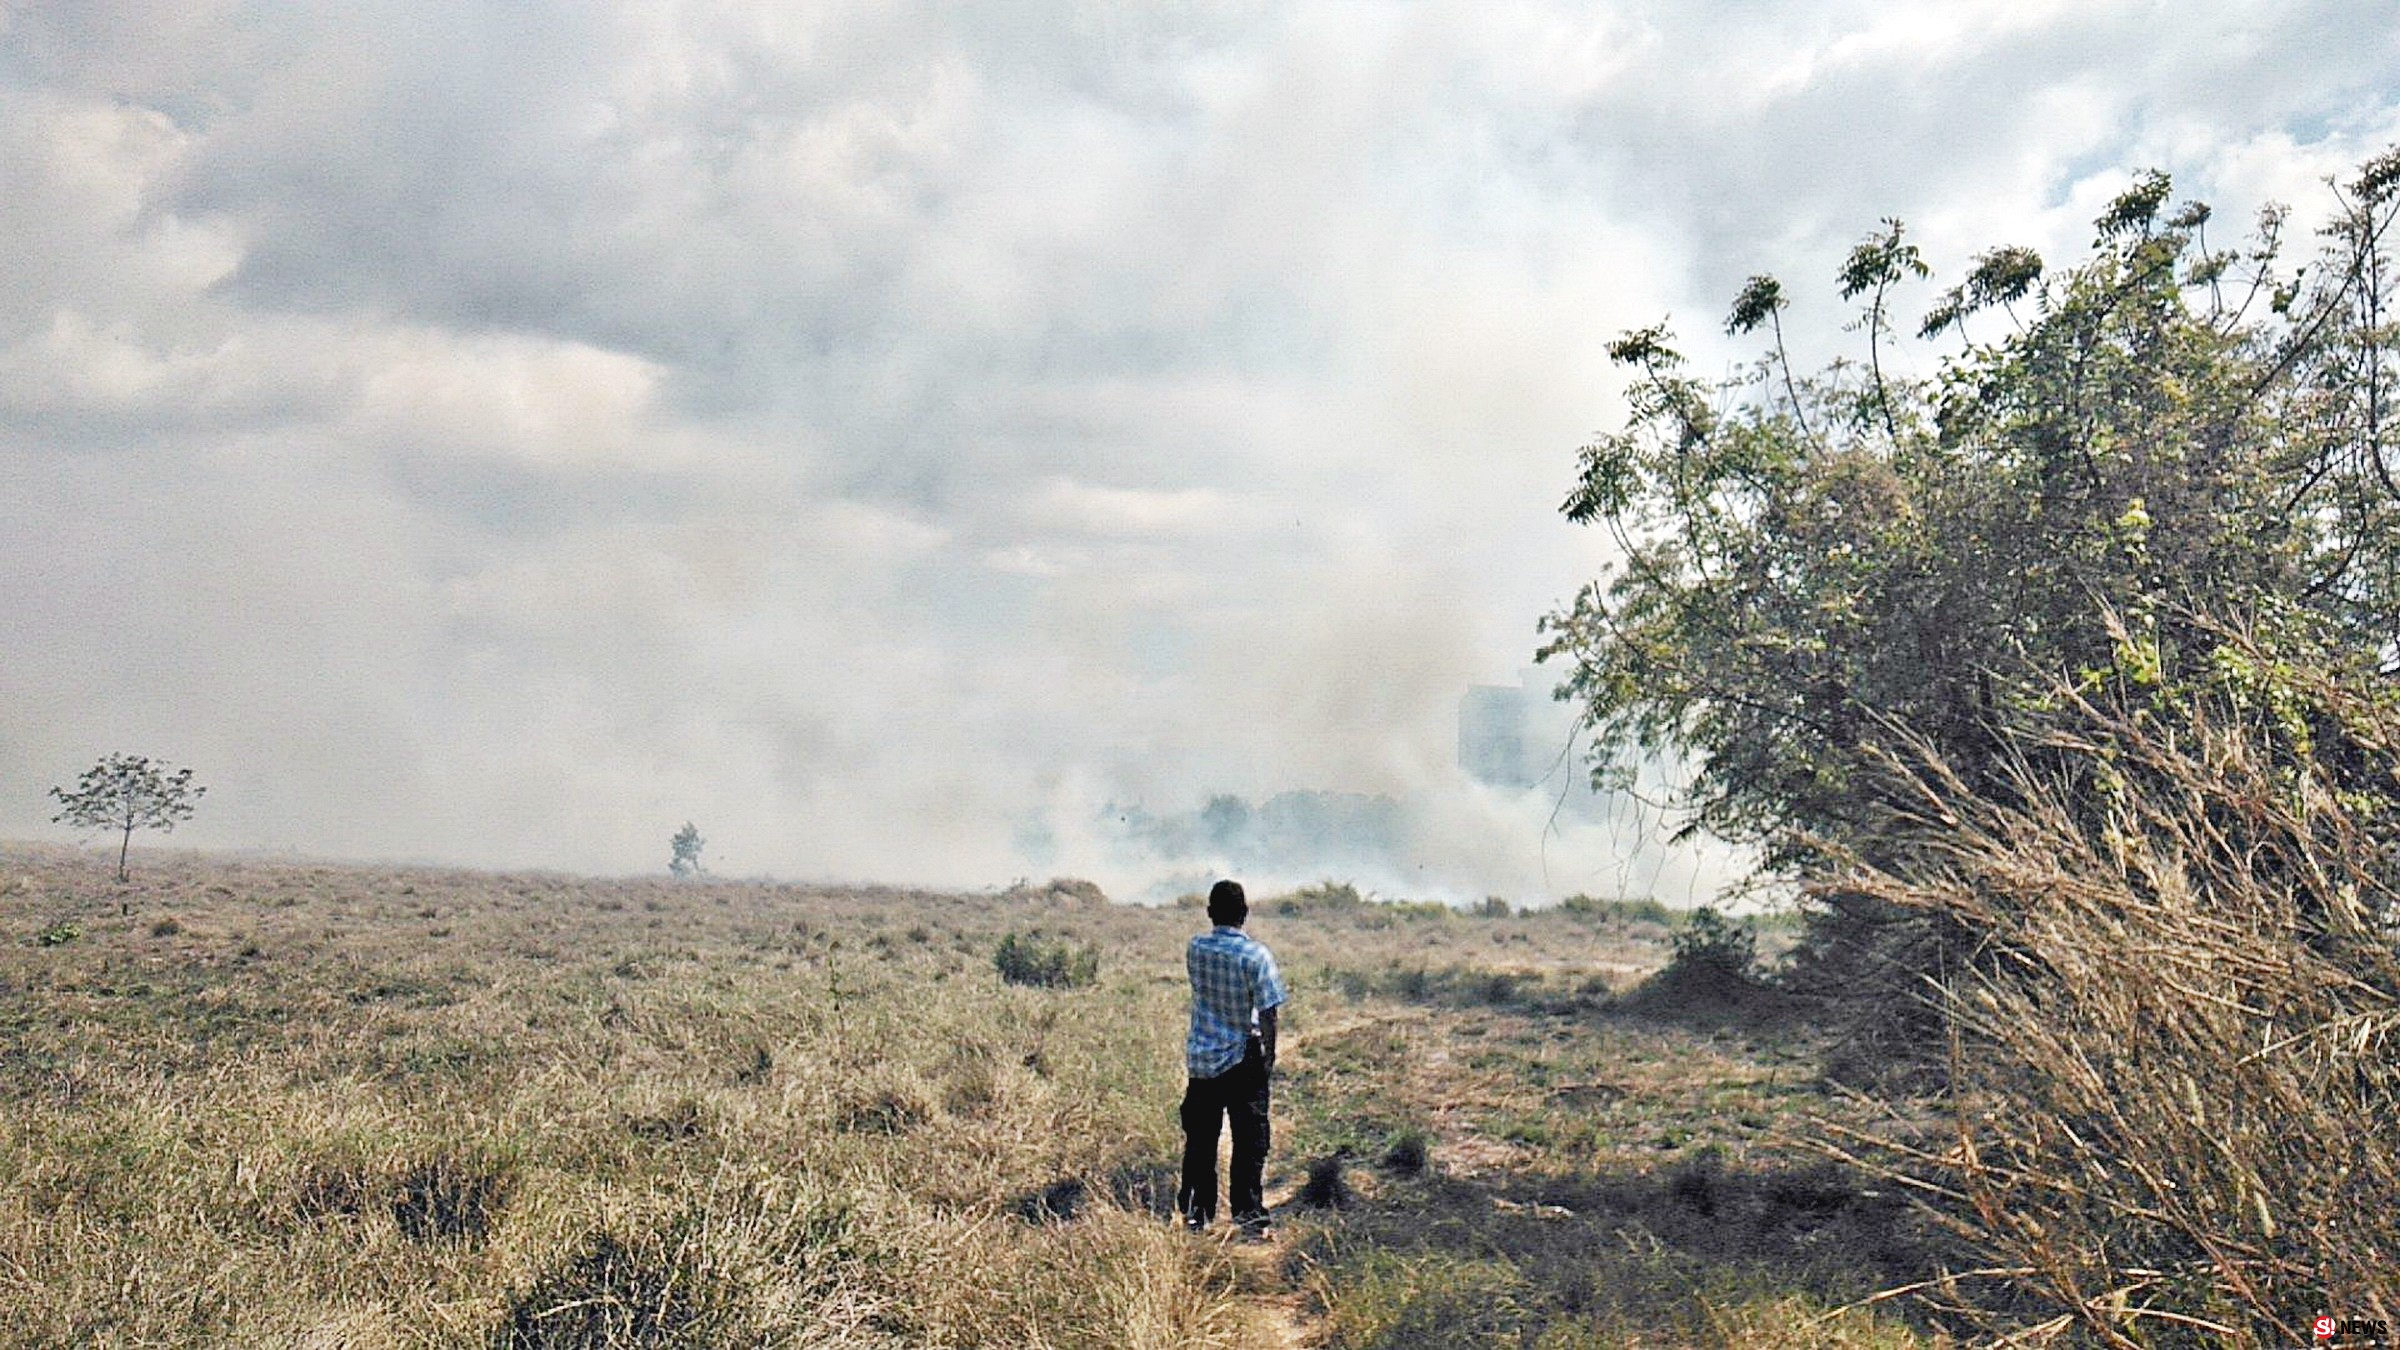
(1186, 926), (1288, 1078)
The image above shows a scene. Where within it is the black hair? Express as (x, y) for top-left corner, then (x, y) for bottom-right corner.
(1206, 879), (1247, 926)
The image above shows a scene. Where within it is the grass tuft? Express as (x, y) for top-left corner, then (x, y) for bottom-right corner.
(1299, 1153), (1352, 1209)
(1015, 1175), (1088, 1224)
(626, 1095), (708, 1144)
(494, 1217), (748, 1347)
(836, 1072), (935, 1135)
(1379, 1128), (1430, 1178)
(392, 1148), (513, 1244)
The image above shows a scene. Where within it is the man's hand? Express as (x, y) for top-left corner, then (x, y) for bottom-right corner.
(1258, 1005), (1279, 1075)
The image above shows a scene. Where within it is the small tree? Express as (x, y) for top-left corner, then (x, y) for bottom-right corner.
(668, 822), (704, 878)
(50, 753), (205, 882)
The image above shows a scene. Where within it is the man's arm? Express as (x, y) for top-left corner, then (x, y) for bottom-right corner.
(1257, 1004), (1278, 1072)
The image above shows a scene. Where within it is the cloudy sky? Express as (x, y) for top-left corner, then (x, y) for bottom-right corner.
(4, 0), (2396, 897)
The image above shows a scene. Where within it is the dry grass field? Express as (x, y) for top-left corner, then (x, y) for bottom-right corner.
(0, 844), (1951, 1348)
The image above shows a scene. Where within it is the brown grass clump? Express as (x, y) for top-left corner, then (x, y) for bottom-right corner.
(1826, 640), (2400, 1342)
(1002, 876), (1111, 909)
(392, 1150), (516, 1244)
(834, 1066), (937, 1136)
(493, 1180), (893, 1348)
(286, 1143), (517, 1244)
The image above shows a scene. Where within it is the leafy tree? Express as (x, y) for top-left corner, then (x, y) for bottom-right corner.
(1547, 147), (2400, 1330)
(668, 822), (704, 878)
(1542, 149), (2400, 1012)
(50, 753), (206, 882)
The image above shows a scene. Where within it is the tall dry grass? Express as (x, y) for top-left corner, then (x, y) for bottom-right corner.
(1821, 634), (2400, 1344)
(0, 844), (1942, 1346)
(0, 857), (1274, 1347)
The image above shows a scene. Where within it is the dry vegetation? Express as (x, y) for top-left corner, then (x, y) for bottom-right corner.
(1, 845), (1941, 1348)
(1822, 664), (2400, 1345)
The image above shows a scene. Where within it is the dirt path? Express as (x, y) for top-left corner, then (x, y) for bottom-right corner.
(1250, 1291), (1314, 1350)
(1231, 1180), (1317, 1350)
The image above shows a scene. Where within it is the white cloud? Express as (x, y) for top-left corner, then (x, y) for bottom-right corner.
(1023, 478), (1234, 537)
(348, 331), (677, 470)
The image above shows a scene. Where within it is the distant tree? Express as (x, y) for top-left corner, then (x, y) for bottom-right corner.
(668, 822), (705, 878)
(1198, 794), (1253, 855)
(50, 753), (205, 882)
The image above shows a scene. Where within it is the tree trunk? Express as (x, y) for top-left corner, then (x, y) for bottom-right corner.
(117, 824), (132, 884)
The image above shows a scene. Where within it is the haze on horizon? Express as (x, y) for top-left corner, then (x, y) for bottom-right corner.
(3, 1), (2395, 901)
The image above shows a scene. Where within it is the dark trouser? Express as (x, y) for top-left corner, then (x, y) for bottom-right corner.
(1179, 1038), (1270, 1229)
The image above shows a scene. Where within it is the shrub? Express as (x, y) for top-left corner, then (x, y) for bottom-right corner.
(1829, 635), (2400, 1340)
(1003, 876), (1109, 907)
(1473, 896), (1513, 918)
(1664, 907), (1756, 986)
(993, 932), (1099, 989)
(1543, 157), (2400, 1058)
(1558, 894), (1671, 925)
(1042, 876), (1108, 907)
(1621, 907), (1762, 1019)
(667, 821), (704, 878)
(1273, 880), (1366, 915)
(35, 922), (80, 947)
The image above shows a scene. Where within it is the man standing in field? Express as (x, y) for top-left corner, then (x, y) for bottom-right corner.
(1180, 879), (1287, 1236)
